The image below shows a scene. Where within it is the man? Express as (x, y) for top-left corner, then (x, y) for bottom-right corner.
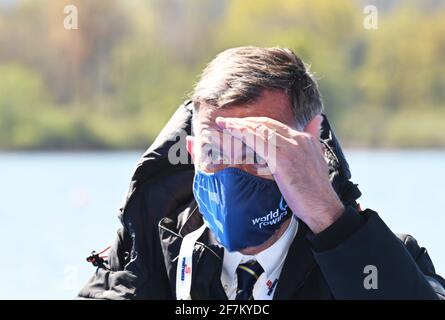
(79, 46), (444, 300)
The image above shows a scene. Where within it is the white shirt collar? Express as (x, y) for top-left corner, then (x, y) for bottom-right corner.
(219, 216), (299, 287)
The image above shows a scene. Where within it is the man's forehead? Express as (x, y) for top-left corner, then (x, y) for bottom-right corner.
(194, 90), (295, 134)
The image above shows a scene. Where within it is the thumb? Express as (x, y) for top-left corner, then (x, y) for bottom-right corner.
(304, 114), (323, 139)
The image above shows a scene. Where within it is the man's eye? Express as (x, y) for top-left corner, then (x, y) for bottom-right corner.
(201, 143), (226, 163)
(208, 149), (223, 162)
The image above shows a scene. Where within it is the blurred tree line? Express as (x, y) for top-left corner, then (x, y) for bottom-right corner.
(0, 0), (444, 149)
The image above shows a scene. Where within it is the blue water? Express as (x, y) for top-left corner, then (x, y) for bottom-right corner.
(0, 150), (444, 299)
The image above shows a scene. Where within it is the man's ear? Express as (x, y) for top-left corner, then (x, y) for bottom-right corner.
(303, 114), (323, 139)
(186, 135), (195, 161)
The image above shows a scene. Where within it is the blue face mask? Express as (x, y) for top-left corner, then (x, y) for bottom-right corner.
(192, 167), (291, 252)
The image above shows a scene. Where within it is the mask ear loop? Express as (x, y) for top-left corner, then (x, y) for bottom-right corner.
(176, 224), (207, 300)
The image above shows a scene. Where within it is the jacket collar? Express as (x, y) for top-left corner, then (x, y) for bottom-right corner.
(159, 200), (227, 299)
(273, 222), (317, 299)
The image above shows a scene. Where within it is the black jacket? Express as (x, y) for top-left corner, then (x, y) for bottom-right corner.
(78, 101), (445, 300)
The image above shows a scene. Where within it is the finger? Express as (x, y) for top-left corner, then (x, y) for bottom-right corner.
(221, 124), (280, 175)
(218, 120), (288, 165)
(215, 117), (285, 150)
(303, 114), (323, 139)
(216, 116), (292, 137)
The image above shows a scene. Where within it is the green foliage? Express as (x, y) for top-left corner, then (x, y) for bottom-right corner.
(0, 0), (444, 149)
(0, 63), (51, 148)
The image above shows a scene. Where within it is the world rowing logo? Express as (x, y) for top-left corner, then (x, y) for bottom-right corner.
(251, 197), (289, 228)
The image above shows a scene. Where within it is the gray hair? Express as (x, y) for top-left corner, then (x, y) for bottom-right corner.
(191, 46), (323, 130)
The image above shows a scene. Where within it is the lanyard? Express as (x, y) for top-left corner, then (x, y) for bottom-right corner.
(175, 224), (207, 300)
